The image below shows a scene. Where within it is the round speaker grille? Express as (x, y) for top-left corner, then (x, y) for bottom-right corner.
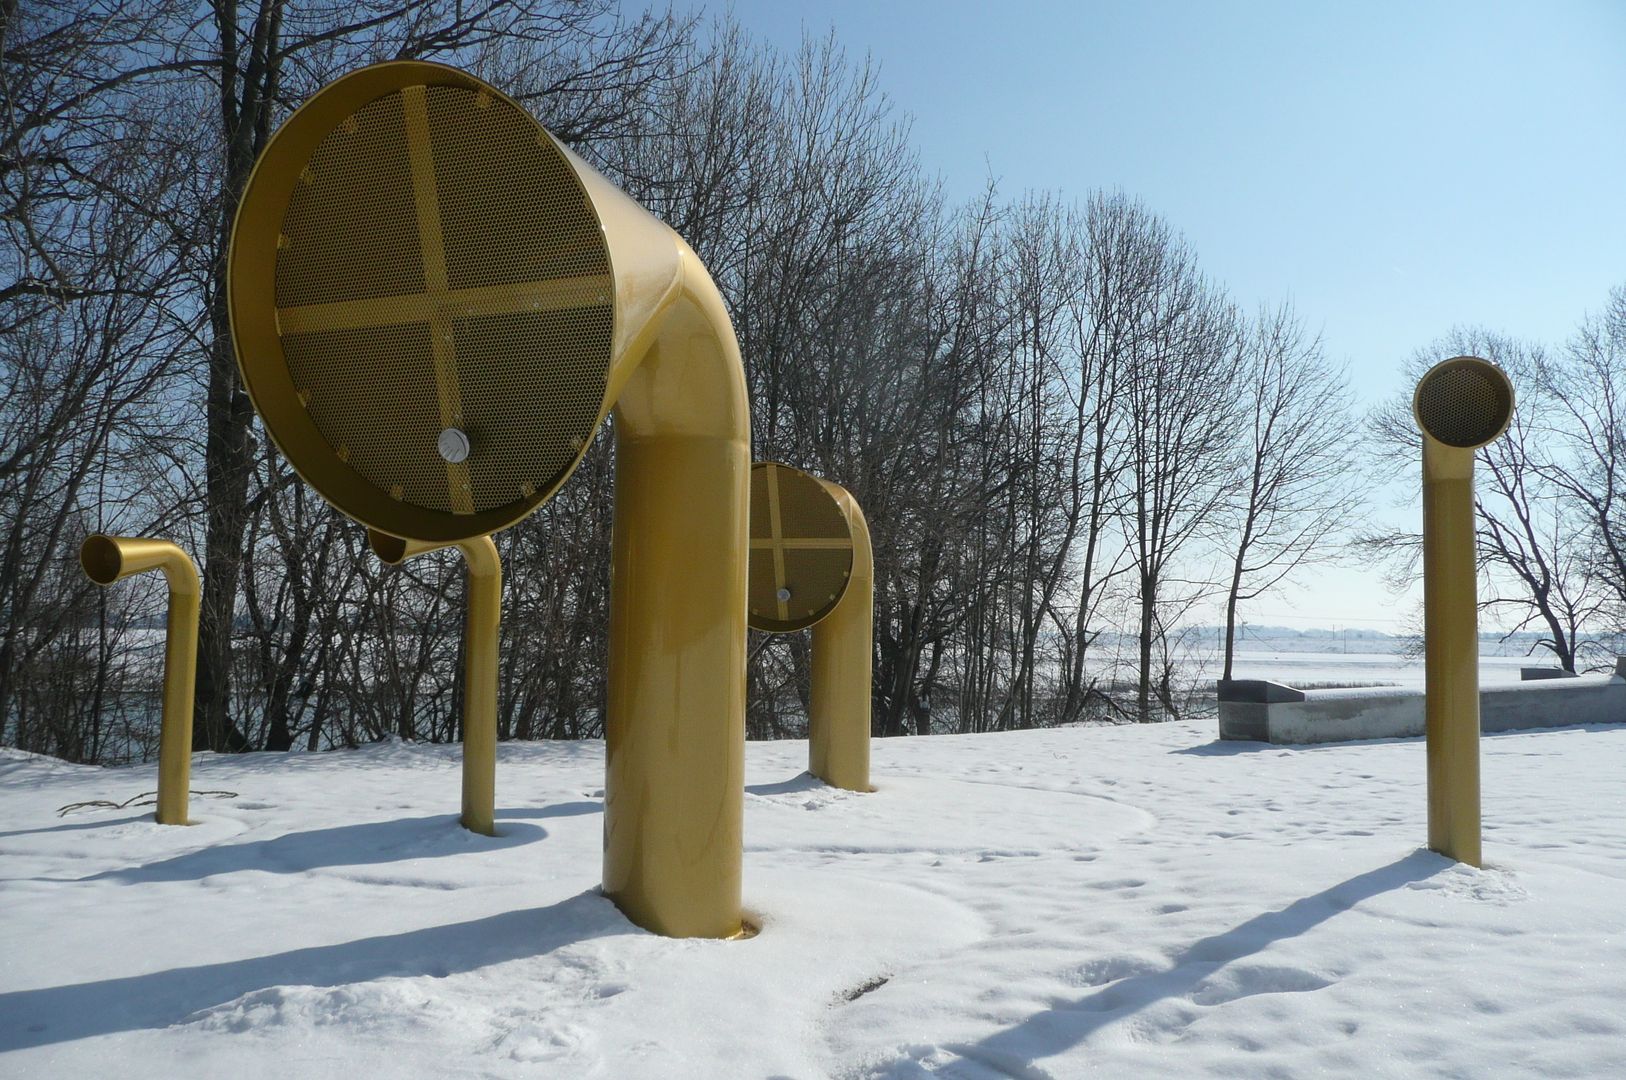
(1414, 357), (1513, 449)
(268, 79), (612, 523)
(748, 463), (855, 633)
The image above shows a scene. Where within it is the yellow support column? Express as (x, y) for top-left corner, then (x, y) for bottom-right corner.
(79, 535), (200, 825)
(1413, 356), (1514, 867)
(370, 530), (501, 836)
(809, 481), (874, 792)
(603, 247), (750, 939)
(1420, 441), (1481, 865)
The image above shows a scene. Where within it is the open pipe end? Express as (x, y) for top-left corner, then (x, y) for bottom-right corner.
(80, 534), (124, 585)
(367, 529), (412, 566)
(1414, 356), (1515, 450)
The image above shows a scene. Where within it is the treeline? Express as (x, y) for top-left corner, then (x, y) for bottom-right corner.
(2, 2), (1607, 766)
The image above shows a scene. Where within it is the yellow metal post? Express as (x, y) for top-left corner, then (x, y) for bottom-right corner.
(809, 480), (874, 792)
(369, 530), (501, 837)
(79, 535), (199, 825)
(1420, 440), (1481, 865)
(1413, 356), (1514, 867)
(603, 244), (749, 939)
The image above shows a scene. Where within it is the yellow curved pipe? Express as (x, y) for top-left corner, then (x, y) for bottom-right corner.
(226, 60), (750, 937)
(80, 535), (199, 825)
(369, 530), (501, 837)
(1413, 355), (1514, 868)
(809, 480), (874, 792)
(603, 239), (750, 939)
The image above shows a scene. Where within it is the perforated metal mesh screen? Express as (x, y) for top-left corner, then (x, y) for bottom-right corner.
(748, 463), (854, 633)
(1416, 359), (1513, 449)
(273, 83), (612, 518)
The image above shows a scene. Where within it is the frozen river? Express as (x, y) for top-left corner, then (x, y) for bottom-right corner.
(1217, 649), (1547, 689)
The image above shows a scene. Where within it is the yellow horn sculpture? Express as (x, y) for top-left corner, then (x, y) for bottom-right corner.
(1412, 355), (1514, 867)
(748, 463), (873, 792)
(79, 535), (200, 825)
(369, 530), (500, 837)
(228, 61), (749, 937)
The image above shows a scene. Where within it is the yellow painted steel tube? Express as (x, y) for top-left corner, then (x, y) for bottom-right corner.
(80, 535), (199, 825)
(1413, 355), (1514, 868)
(809, 481), (874, 792)
(369, 530), (501, 837)
(225, 58), (751, 936)
(603, 241), (750, 940)
(1419, 441), (1482, 866)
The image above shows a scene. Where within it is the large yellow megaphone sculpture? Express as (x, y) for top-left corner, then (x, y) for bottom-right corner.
(229, 61), (749, 937)
(1413, 356), (1514, 867)
(747, 463), (873, 791)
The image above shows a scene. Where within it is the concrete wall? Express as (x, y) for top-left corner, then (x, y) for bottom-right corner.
(1218, 663), (1626, 745)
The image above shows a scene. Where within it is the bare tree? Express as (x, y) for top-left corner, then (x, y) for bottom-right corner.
(1219, 302), (1361, 681)
(1367, 326), (1611, 672)
(1048, 194), (1146, 724)
(1115, 213), (1242, 721)
(0, 1), (201, 755)
(1536, 288), (1626, 655)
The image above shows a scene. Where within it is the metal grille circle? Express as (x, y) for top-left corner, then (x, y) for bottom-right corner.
(1415, 358), (1513, 449)
(273, 83), (612, 519)
(748, 463), (854, 633)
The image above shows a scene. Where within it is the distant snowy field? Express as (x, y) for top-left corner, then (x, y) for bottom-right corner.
(4, 720), (1625, 1078)
(1219, 649), (1534, 688)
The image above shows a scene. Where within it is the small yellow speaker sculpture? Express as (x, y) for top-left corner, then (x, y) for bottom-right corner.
(1413, 356), (1514, 867)
(79, 535), (199, 825)
(228, 61), (749, 937)
(748, 463), (873, 792)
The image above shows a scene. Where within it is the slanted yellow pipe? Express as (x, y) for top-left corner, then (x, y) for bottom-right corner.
(369, 530), (501, 837)
(79, 535), (199, 825)
(1413, 356), (1514, 867)
(809, 480), (873, 792)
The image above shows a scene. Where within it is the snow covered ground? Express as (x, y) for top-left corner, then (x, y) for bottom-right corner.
(3, 719), (1625, 1078)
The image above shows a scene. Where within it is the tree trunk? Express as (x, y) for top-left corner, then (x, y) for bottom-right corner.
(1137, 574), (1155, 723)
(1222, 551), (1245, 682)
(193, 313), (254, 752)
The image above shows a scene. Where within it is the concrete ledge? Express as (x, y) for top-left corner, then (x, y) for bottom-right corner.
(1217, 679), (1307, 703)
(1218, 673), (1626, 744)
(1521, 667), (1579, 681)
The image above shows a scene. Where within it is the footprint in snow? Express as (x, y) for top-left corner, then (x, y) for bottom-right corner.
(1189, 963), (1333, 1006)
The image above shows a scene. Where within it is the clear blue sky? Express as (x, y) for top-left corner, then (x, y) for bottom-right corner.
(683, 1), (1626, 630)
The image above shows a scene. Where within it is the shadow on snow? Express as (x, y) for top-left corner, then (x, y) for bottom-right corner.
(24, 801), (602, 884)
(920, 850), (1449, 1076)
(0, 889), (630, 1051)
